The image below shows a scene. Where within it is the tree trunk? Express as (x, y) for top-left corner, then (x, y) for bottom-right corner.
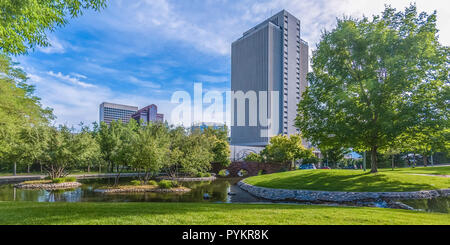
(391, 155), (395, 170)
(13, 162), (16, 176)
(370, 146), (378, 173)
(87, 163), (90, 173)
(423, 155), (428, 167)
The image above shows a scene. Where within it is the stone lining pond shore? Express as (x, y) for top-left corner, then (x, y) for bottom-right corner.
(94, 186), (191, 193)
(238, 181), (450, 203)
(156, 176), (217, 182)
(14, 182), (82, 190)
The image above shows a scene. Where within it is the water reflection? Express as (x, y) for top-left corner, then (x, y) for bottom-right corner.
(0, 177), (262, 204)
(0, 178), (448, 213)
(401, 197), (449, 213)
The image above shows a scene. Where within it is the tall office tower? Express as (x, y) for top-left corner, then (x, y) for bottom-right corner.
(231, 10), (308, 147)
(99, 102), (138, 125)
(131, 104), (164, 125)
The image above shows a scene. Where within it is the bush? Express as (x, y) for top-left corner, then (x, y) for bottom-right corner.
(245, 152), (263, 162)
(51, 177), (76, 183)
(130, 180), (141, 186)
(147, 180), (157, 186)
(158, 180), (178, 189)
(237, 169), (248, 177)
(218, 169), (229, 177)
(196, 172), (212, 177)
(52, 178), (65, 183)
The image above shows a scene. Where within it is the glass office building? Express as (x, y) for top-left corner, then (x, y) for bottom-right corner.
(99, 102), (138, 125)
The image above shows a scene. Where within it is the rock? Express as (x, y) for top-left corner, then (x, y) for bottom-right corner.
(238, 181), (450, 203)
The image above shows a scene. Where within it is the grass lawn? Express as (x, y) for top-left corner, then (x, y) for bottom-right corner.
(0, 202), (448, 225)
(244, 168), (450, 192)
(380, 166), (450, 176)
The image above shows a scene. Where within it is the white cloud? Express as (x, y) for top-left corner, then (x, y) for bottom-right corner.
(38, 35), (67, 54)
(128, 76), (161, 89)
(27, 70), (175, 128)
(47, 71), (96, 88)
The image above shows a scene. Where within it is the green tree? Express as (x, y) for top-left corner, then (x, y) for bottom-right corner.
(164, 127), (214, 177)
(17, 125), (50, 173)
(320, 146), (350, 168)
(0, 0), (106, 55)
(296, 4), (449, 173)
(97, 120), (120, 173)
(179, 132), (214, 176)
(74, 124), (101, 173)
(203, 126), (231, 167)
(131, 123), (170, 184)
(398, 126), (449, 167)
(261, 134), (313, 170)
(0, 54), (53, 173)
(39, 125), (95, 179)
(244, 152), (263, 163)
(109, 119), (138, 185)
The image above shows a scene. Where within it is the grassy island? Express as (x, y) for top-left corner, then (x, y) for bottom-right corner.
(244, 167), (450, 192)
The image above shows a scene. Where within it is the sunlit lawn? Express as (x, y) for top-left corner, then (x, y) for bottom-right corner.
(244, 168), (450, 192)
(0, 202), (448, 225)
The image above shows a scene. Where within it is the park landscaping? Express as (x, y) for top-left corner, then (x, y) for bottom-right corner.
(244, 167), (450, 192)
(0, 201), (447, 225)
(94, 180), (191, 193)
(14, 177), (81, 190)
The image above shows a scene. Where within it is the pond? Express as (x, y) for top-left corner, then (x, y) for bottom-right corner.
(0, 177), (264, 203)
(0, 177), (448, 214)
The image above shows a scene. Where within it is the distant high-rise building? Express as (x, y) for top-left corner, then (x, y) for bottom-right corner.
(131, 104), (164, 125)
(99, 102), (138, 125)
(230, 10), (308, 147)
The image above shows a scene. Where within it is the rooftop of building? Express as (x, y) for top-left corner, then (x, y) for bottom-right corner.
(100, 102), (138, 111)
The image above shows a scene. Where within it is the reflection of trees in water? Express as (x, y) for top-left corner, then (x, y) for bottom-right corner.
(0, 178), (245, 203)
(402, 197), (449, 213)
(427, 198), (449, 213)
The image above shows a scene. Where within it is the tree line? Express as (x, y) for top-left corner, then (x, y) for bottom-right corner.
(1, 117), (231, 185)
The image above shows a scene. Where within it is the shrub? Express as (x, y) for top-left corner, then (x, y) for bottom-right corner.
(147, 180), (157, 186)
(158, 180), (174, 189)
(218, 169), (229, 177)
(245, 152), (263, 162)
(130, 180), (141, 186)
(51, 177), (76, 183)
(196, 172), (212, 177)
(237, 169), (248, 177)
(52, 178), (65, 183)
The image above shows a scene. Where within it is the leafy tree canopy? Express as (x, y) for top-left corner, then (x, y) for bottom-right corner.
(296, 4), (449, 173)
(0, 0), (106, 55)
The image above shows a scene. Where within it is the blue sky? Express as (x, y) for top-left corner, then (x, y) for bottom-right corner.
(15, 0), (450, 127)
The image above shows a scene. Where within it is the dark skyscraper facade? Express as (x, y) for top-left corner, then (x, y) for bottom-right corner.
(231, 10), (308, 146)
